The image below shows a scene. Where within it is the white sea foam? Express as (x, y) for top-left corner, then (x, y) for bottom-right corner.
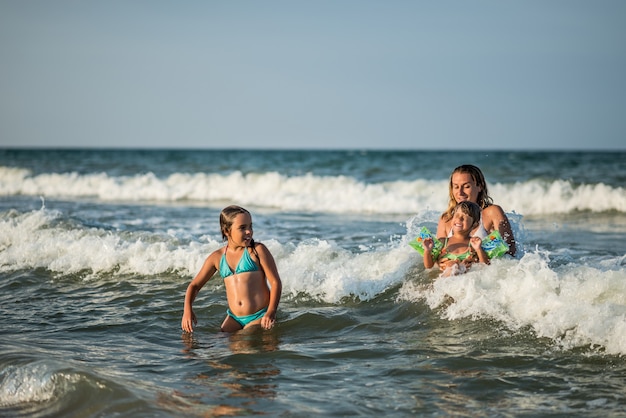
(0, 208), (414, 301)
(0, 361), (58, 406)
(0, 207), (414, 303)
(2, 207), (625, 354)
(273, 238), (414, 303)
(0, 208), (217, 277)
(398, 253), (626, 356)
(2, 167), (625, 215)
(0, 358), (122, 411)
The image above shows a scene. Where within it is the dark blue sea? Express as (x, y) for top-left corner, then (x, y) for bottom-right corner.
(1, 149), (625, 417)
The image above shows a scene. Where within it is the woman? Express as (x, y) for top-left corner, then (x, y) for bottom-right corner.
(436, 164), (516, 257)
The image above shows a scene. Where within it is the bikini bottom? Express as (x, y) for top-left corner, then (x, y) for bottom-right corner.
(226, 307), (268, 327)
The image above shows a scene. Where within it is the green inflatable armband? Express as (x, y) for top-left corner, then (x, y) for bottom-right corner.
(409, 227), (443, 259)
(481, 230), (509, 258)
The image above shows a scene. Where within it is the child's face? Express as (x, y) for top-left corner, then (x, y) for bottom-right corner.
(227, 213), (253, 246)
(451, 209), (475, 233)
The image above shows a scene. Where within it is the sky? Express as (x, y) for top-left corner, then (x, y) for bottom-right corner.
(1, 1), (625, 151)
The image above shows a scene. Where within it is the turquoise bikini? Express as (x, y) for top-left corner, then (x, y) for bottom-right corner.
(226, 307), (268, 327)
(220, 247), (266, 327)
(219, 247), (259, 278)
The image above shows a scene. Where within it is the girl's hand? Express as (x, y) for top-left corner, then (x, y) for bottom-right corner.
(261, 312), (276, 330)
(469, 236), (482, 251)
(181, 310), (197, 333)
(423, 237), (434, 252)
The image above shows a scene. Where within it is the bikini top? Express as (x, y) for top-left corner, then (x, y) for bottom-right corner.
(439, 249), (473, 262)
(219, 247), (259, 278)
(439, 238), (473, 262)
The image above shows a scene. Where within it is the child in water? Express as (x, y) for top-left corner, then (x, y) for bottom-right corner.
(423, 201), (490, 275)
(181, 205), (282, 333)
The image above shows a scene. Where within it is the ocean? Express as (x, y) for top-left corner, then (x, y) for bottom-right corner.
(0, 149), (625, 417)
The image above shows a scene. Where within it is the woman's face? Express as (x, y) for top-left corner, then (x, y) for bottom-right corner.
(451, 172), (482, 204)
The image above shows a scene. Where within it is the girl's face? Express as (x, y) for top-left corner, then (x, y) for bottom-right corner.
(451, 172), (482, 204)
(451, 209), (475, 234)
(226, 213), (253, 247)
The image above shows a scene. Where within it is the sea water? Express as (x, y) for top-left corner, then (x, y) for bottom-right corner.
(0, 149), (625, 417)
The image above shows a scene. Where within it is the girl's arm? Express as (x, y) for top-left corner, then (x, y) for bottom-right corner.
(256, 243), (283, 330)
(181, 251), (219, 333)
(422, 238), (436, 269)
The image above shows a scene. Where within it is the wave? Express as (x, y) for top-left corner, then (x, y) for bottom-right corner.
(0, 353), (150, 416)
(2, 208), (625, 355)
(1, 167), (625, 215)
(0, 208), (211, 277)
(398, 253), (626, 356)
(0, 208), (412, 302)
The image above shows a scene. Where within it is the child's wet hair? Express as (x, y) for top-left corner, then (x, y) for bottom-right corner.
(452, 201), (482, 228)
(219, 205), (252, 241)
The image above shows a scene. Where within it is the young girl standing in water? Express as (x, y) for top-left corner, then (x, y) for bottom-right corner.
(181, 205), (282, 333)
(423, 201), (490, 275)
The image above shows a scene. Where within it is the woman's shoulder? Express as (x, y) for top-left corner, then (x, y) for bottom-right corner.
(436, 215), (451, 238)
(482, 203), (506, 216)
(481, 203), (509, 229)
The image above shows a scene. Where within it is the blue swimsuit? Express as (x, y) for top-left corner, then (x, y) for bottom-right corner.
(227, 307), (268, 327)
(220, 247), (266, 327)
(219, 247), (259, 278)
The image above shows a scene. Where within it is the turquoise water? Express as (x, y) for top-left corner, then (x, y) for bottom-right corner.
(1, 149), (625, 416)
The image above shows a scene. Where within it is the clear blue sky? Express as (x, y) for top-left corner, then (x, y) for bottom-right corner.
(1, 1), (625, 150)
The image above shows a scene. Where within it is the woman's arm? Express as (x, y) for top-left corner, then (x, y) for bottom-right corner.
(436, 215), (448, 241)
(483, 205), (516, 256)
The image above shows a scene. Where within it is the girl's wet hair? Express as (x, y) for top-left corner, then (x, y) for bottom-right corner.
(452, 201), (482, 229)
(219, 205), (252, 241)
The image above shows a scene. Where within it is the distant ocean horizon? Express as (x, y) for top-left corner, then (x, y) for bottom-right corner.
(3, 145), (623, 152)
(1, 148), (625, 416)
